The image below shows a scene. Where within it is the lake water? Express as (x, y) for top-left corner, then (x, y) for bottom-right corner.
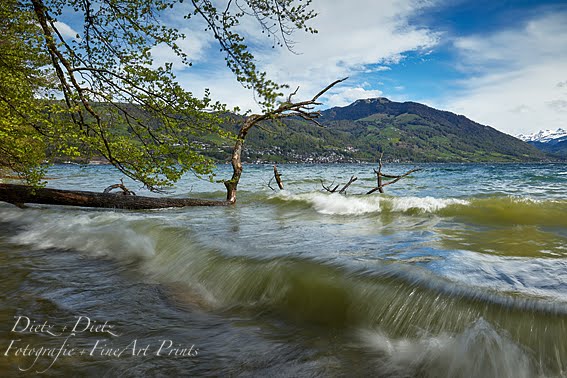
(0, 163), (566, 377)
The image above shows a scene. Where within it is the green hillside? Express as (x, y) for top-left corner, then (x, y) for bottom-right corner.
(528, 141), (567, 158)
(224, 98), (551, 163)
(51, 98), (553, 165)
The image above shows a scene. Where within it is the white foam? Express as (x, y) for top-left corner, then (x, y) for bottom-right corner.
(8, 211), (158, 260)
(274, 191), (468, 215)
(358, 319), (535, 378)
(390, 196), (469, 213)
(271, 191), (378, 215)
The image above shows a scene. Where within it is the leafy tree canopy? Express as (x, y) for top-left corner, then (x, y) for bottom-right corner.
(0, 0), (317, 190)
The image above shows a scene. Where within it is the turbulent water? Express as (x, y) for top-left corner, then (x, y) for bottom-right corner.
(0, 163), (566, 377)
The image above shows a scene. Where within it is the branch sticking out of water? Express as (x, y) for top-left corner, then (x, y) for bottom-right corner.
(367, 154), (421, 194)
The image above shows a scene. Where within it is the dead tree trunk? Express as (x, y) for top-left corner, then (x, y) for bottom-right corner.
(0, 184), (231, 209)
(273, 165), (284, 190)
(366, 153), (421, 194)
(223, 77), (347, 203)
(372, 153), (385, 194)
(339, 176), (357, 194)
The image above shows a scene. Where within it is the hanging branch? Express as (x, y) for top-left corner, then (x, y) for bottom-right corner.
(367, 154), (421, 194)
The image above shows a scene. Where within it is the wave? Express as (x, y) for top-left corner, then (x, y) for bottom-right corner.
(265, 192), (567, 229)
(5, 208), (166, 261)
(269, 191), (468, 215)
(441, 196), (567, 227)
(4, 205), (566, 311)
(2, 204), (566, 374)
(357, 319), (537, 378)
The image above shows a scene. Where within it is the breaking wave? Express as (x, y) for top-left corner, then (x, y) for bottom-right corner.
(265, 192), (567, 229)
(269, 191), (468, 215)
(1, 202), (566, 375)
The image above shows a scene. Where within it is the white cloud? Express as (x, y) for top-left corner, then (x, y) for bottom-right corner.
(53, 21), (79, 39)
(172, 0), (439, 113)
(259, 0), (439, 101)
(548, 99), (567, 113)
(443, 13), (567, 135)
(325, 87), (384, 107)
(150, 29), (213, 71)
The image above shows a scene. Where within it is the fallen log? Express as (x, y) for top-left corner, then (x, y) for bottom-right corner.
(0, 184), (231, 209)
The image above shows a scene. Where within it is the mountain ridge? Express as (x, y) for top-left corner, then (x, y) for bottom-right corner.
(269, 97), (550, 163)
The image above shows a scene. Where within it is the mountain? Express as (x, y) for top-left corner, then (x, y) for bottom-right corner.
(517, 128), (567, 143)
(233, 97), (549, 163)
(517, 128), (567, 158)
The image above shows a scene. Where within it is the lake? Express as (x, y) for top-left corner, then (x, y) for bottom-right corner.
(0, 163), (566, 377)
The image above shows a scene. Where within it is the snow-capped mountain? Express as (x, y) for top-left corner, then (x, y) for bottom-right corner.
(517, 128), (567, 143)
(517, 128), (567, 158)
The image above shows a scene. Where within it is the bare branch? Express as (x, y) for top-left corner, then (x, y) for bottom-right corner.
(287, 86), (300, 103)
(339, 176), (357, 194)
(312, 77), (348, 102)
(267, 176), (275, 191)
(103, 179), (136, 196)
(381, 168), (422, 187)
(321, 179), (337, 193)
(367, 153), (420, 194)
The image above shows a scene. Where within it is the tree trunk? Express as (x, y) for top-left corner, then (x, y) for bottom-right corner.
(222, 79), (347, 203)
(224, 126), (249, 203)
(0, 184), (231, 209)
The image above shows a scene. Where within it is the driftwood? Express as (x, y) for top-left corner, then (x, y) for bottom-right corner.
(0, 184), (230, 209)
(273, 165), (284, 190)
(339, 176), (357, 194)
(103, 179), (136, 195)
(321, 180), (340, 193)
(366, 153), (421, 194)
(321, 175), (357, 194)
(267, 165), (284, 191)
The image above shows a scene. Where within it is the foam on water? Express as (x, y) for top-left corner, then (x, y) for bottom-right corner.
(272, 191), (469, 215)
(389, 196), (469, 213)
(6, 208), (159, 260)
(432, 249), (567, 303)
(358, 319), (536, 378)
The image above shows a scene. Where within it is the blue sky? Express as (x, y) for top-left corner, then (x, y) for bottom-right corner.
(57, 0), (567, 135)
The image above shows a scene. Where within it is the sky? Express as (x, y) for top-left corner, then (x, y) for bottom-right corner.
(58, 0), (567, 136)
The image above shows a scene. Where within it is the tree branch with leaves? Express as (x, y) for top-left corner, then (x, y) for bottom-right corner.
(1, 0), (319, 192)
(224, 77), (348, 203)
